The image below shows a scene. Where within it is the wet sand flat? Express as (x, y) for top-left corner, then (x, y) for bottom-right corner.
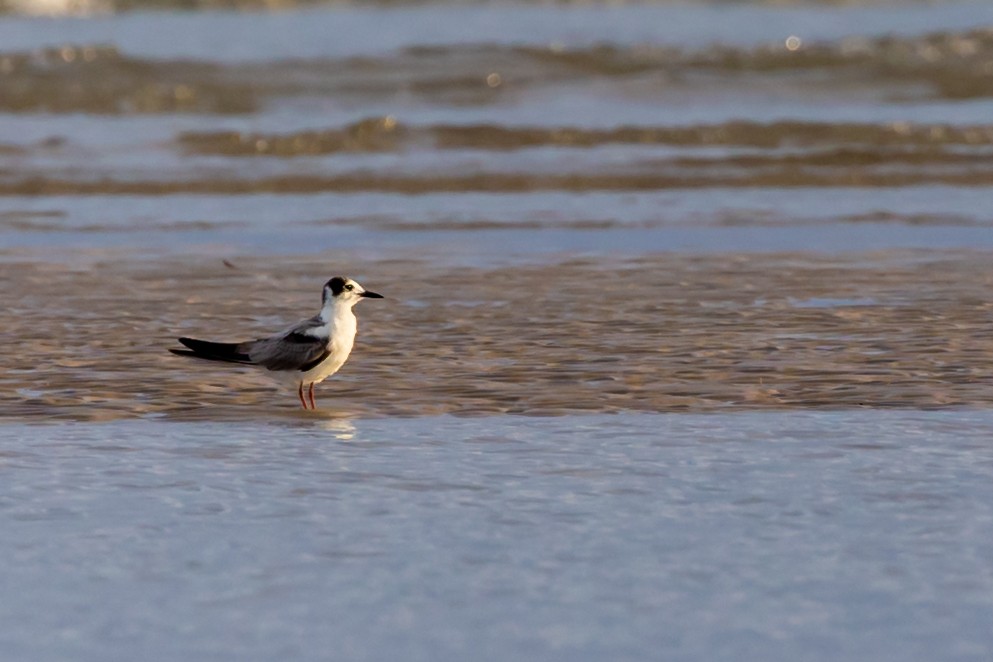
(2, 249), (991, 421)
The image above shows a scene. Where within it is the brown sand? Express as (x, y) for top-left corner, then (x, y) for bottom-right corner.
(2, 250), (991, 421)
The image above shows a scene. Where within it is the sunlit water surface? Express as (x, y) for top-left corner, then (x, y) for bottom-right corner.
(2, 411), (992, 661)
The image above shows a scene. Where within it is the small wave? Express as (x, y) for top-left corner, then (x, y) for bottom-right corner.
(7, 165), (993, 195)
(839, 212), (982, 227)
(512, 28), (993, 100)
(178, 118), (993, 155)
(6, 26), (993, 114)
(0, 45), (258, 113)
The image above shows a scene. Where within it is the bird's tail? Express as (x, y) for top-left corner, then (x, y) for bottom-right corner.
(169, 337), (254, 364)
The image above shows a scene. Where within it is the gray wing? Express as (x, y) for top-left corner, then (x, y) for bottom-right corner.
(246, 320), (330, 372)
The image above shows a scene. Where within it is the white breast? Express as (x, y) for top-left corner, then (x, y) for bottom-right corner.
(300, 308), (357, 385)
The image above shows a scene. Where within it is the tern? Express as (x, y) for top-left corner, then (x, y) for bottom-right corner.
(170, 276), (383, 409)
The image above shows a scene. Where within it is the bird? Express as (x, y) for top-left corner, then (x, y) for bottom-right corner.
(170, 276), (383, 409)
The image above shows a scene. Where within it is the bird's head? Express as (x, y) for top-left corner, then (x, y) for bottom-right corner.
(322, 276), (384, 308)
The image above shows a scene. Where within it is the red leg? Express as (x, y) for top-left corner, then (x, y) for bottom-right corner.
(298, 383), (308, 409)
(308, 383), (316, 410)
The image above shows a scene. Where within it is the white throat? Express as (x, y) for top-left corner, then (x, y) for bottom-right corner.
(321, 300), (358, 344)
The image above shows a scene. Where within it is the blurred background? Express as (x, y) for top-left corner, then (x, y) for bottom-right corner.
(2, 0), (993, 262)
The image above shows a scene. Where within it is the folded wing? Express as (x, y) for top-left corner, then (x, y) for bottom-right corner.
(247, 332), (331, 372)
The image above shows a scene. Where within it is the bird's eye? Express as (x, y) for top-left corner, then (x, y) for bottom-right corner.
(345, 284), (354, 291)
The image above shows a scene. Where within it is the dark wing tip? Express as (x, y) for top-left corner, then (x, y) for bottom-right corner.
(171, 337), (253, 364)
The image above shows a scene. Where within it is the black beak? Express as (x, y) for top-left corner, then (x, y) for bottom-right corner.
(360, 290), (384, 299)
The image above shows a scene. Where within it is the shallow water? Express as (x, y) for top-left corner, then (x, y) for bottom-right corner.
(4, 2), (993, 253)
(1, 411), (992, 661)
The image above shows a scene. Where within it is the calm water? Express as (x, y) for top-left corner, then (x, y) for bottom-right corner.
(2, 411), (993, 661)
(2, 0), (993, 659)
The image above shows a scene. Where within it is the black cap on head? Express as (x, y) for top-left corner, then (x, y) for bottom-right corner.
(326, 276), (347, 296)
(322, 276), (348, 304)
